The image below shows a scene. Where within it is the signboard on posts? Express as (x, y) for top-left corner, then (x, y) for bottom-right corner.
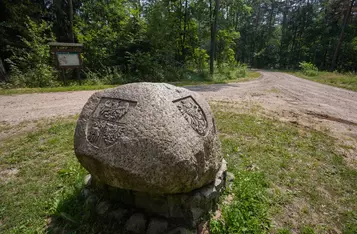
(56, 52), (81, 67)
(49, 42), (83, 69)
(49, 42), (83, 84)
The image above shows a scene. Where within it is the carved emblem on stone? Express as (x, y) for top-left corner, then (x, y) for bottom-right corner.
(86, 98), (136, 148)
(173, 96), (208, 136)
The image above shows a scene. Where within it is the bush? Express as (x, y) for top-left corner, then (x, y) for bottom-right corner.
(299, 61), (318, 76)
(234, 63), (247, 78)
(5, 17), (58, 88)
(210, 171), (270, 233)
(126, 51), (188, 82)
(83, 65), (124, 85)
(191, 48), (209, 72)
(217, 62), (247, 80)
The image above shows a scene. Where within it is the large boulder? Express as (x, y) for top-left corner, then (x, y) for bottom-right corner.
(74, 83), (222, 194)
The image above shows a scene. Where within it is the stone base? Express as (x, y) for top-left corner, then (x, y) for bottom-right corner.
(81, 160), (229, 233)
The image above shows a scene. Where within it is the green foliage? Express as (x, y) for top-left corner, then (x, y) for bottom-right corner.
(4, 18), (57, 88)
(2, 107), (357, 232)
(191, 48), (209, 72)
(299, 61), (318, 76)
(1, 0), (357, 88)
(300, 226), (316, 234)
(75, 0), (145, 69)
(291, 71), (357, 92)
(352, 37), (357, 51)
(213, 108), (357, 233)
(211, 172), (270, 233)
(234, 63), (247, 78)
(83, 66), (124, 85)
(217, 30), (240, 66)
(216, 63), (247, 80)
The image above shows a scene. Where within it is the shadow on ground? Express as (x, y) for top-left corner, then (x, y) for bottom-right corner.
(186, 83), (242, 93)
(46, 187), (127, 234)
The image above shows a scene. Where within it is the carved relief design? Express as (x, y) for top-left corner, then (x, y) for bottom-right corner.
(173, 96), (208, 136)
(87, 98), (136, 148)
(87, 120), (126, 147)
(92, 98), (135, 122)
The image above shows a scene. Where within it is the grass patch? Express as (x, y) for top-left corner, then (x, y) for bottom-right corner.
(0, 117), (88, 233)
(0, 71), (260, 95)
(211, 105), (357, 233)
(1, 103), (355, 233)
(290, 71), (357, 92)
(0, 84), (117, 95)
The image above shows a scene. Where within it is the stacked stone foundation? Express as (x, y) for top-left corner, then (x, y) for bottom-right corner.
(81, 160), (229, 234)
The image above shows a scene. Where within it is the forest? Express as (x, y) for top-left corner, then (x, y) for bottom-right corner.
(0, 0), (356, 87)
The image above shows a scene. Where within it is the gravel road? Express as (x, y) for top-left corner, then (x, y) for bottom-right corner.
(1, 71), (357, 161)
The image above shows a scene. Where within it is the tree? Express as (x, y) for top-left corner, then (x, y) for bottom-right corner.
(210, 0), (220, 74)
(330, 0), (356, 71)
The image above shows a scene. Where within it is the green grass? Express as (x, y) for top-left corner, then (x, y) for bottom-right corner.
(0, 84), (117, 95)
(1, 104), (356, 233)
(0, 71), (260, 95)
(173, 70), (260, 87)
(210, 104), (357, 233)
(290, 71), (357, 92)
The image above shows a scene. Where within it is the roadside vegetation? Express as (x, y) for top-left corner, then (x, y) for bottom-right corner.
(291, 70), (357, 92)
(211, 104), (357, 233)
(1, 105), (356, 233)
(0, 70), (260, 95)
(1, 0), (357, 91)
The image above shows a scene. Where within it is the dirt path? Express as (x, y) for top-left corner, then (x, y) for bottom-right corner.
(1, 71), (357, 163)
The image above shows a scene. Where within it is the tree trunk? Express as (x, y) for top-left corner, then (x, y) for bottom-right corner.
(0, 58), (7, 81)
(267, 1), (276, 39)
(182, 0), (188, 63)
(69, 0), (74, 42)
(210, 0), (220, 74)
(279, 0), (289, 68)
(330, 0), (355, 71)
(251, 4), (261, 66)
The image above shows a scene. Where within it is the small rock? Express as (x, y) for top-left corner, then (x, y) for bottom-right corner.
(125, 213), (147, 234)
(168, 196), (185, 218)
(91, 177), (107, 190)
(168, 227), (195, 234)
(96, 201), (111, 216)
(85, 195), (98, 209)
(146, 218), (168, 234)
(134, 191), (168, 216)
(220, 159), (227, 174)
(226, 172), (235, 190)
(200, 184), (218, 200)
(214, 178), (224, 191)
(84, 174), (92, 186)
(189, 192), (203, 208)
(108, 208), (128, 222)
(81, 188), (91, 198)
(226, 172), (235, 182)
(190, 207), (205, 221)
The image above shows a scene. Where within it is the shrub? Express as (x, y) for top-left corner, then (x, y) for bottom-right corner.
(191, 48), (209, 72)
(85, 65), (125, 85)
(299, 61), (318, 76)
(234, 63), (247, 78)
(217, 62), (247, 80)
(5, 17), (58, 88)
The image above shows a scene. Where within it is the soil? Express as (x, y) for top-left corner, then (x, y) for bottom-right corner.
(1, 71), (357, 164)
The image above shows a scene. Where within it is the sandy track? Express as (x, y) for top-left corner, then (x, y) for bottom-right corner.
(1, 71), (357, 163)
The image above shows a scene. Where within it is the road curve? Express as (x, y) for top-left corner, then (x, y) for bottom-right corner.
(1, 71), (357, 147)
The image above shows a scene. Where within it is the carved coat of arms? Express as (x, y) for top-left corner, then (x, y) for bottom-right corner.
(174, 96), (208, 136)
(86, 98), (136, 148)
